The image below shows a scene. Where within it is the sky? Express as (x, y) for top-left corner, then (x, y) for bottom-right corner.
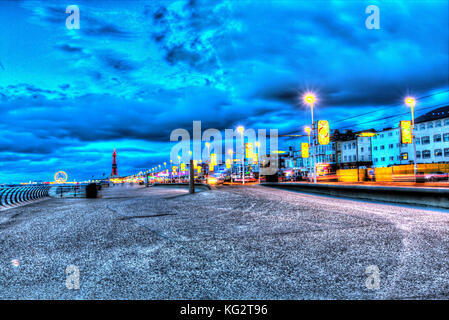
(0, 0), (448, 183)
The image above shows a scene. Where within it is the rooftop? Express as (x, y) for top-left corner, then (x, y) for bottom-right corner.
(415, 105), (449, 123)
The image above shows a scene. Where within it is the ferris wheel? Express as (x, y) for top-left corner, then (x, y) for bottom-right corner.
(54, 171), (68, 184)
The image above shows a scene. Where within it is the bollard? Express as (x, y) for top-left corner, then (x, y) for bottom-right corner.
(189, 159), (195, 194)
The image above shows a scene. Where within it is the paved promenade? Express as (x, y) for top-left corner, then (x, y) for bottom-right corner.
(0, 184), (448, 299)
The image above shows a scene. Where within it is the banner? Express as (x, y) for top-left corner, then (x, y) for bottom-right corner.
(211, 153), (217, 166)
(301, 142), (309, 158)
(245, 143), (254, 159)
(317, 120), (330, 145)
(400, 120), (412, 144)
(253, 153), (258, 165)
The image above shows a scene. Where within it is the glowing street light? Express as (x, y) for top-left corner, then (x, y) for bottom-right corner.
(405, 96), (417, 180)
(303, 93), (317, 183)
(237, 126), (245, 185)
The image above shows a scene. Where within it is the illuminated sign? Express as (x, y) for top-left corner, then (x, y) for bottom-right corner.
(253, 153), (258, 165)
(400, 120), (412, 144)
(181, 163), (186, 171)
(317, 120), (329, 145)
(358, 132), (377, 137)
(226, 159), (231, 169)
(211, 153), (217, 166)
(209, 164), (214, 172)
(402, 153), (408, 160)
(245, 143), (254, 159)
(301, 143), (309, 158)
(193, 160), (198, 169)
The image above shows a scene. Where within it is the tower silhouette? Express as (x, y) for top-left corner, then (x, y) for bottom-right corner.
(111, 148), (118, 176)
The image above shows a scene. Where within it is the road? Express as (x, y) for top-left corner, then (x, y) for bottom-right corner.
(0, 184), (448, 299)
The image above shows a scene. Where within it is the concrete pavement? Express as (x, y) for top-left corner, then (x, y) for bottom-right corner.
(0, 184), (448, 299)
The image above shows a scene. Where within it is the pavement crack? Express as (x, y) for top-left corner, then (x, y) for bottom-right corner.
(119, 213), (176, 220)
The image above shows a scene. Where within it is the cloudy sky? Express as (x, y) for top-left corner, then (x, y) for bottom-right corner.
(0, 0), (448, 183)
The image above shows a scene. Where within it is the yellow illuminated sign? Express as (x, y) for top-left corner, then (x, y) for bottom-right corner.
(253, 153), (258, 165)
(193, 160), (198, 169)
(301, 143), (309, 158)
(209, 164), (214, 172)
(211, 153), (217, 166)
(226, 158), (231, 169)
(245, 143), (254, 159)
(317, 120), (329, 145)
(400, 120), (412, 144)
(358, 132), (376, 137)
(181, 163), (186, 171)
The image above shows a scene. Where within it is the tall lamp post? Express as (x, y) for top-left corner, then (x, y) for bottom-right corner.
(405, 97), (418, 181)
(304, 93), (317, 183)
(255, 141), (260, 184)
(237, 126), (245, 185)
(305, 126), (312, 182)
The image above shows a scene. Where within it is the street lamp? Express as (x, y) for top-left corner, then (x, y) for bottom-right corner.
(255, 141), (261, 184)
(303, 93), (317, 183)
(405, 96), (417, 180)
(237, 126), (245, 185)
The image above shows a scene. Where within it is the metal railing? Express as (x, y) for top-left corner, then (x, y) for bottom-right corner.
(51, 184), (87, 198)
(0, 185), (51, 208)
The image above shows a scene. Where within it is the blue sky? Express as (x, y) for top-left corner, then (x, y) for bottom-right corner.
(0, 0), (448, 183)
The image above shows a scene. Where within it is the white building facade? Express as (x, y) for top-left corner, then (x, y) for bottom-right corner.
(414, 112), (449, 164)
(371, 127), (411, 167)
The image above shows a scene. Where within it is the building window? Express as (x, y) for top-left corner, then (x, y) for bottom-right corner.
(381, 157), (385, 162)
(388, 132), (393, 136)
(380, 145), (385, 150)
(361, 155), (364, 161)
(416, 138), (420, 145)
(344, 156), (347, 161)
(361, 147), (364, 152)
(389, 144), (394, 149)
(422, 150), (431, 159)
(434, 134), (442, 142)
(444, 133), (449, 142)
(352, 143), (356, 149)
(373, 135), (377, 139)
(419, 124), (425, 130)
(421, 136), (430, 145)
(374, 158), (378, 162)
(389, 156), (394, 161)
(428, 122), (434, 129)
(445, 119), (449, 126)
(348, 144), (351, 150)
(436, 120), (442, 127)
(435, 149), (442, 157)
(445, 148), (449, 157)
(416, 151), (421, 158)
(374, 146), (378, 151)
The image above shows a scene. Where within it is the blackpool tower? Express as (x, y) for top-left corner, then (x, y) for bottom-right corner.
(111, 148), (118, 176)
